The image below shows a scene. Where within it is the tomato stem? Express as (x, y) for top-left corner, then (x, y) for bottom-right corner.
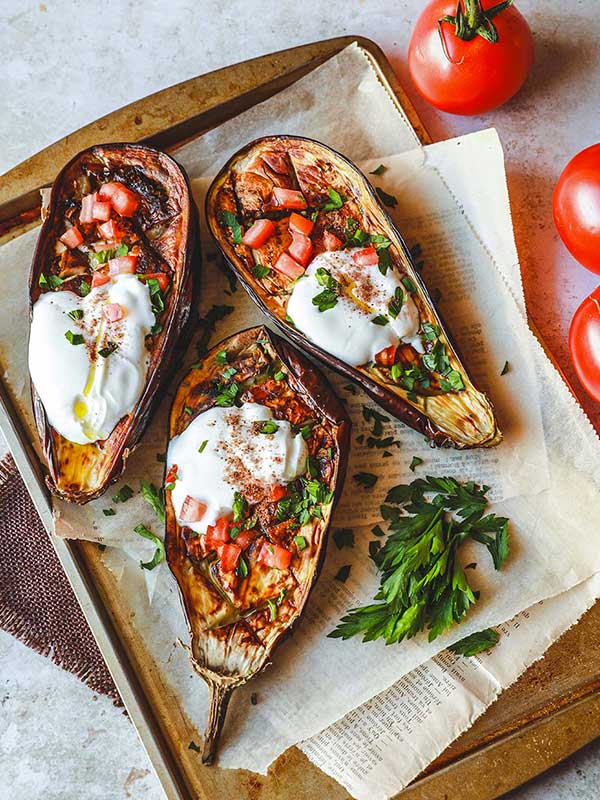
(439, 0), (514, 48)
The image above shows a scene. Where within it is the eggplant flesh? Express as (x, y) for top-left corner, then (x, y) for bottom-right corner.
(206, 135), (501, 449)
(29, 143), (198, 503)
(165, 326), (350, 763)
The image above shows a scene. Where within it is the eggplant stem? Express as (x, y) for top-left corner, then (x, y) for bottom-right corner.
(202, 682), (234, 765)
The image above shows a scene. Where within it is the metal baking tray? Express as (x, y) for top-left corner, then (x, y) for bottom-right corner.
(1, 36), (599, 800)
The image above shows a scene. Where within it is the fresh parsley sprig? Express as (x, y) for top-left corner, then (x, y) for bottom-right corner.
(329, 476), (510, 646)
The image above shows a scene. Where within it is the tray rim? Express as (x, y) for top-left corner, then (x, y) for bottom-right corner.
(1, 34), (598, 800)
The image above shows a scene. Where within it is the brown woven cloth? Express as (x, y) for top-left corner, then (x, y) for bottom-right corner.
(0, 453), (121, 704)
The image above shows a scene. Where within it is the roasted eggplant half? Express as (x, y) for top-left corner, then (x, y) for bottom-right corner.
(165, 325), (350, 763)
(206, 135), (501, 449)
(29, 143), (198, 503)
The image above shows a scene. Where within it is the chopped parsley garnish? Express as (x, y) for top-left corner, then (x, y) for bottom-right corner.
(329, 476), (510, 645)
(377, 247), (391, 275)
(250, 692), (258, 705)
(150, 323), (163, 336)
(79, 280), (91, 297)
(184, 406), (193, 415)
(267, 598), (278, 621)
(388, 286), (404, 319)
(274, 369), (285, 381)
(113, 484), (134, 503)
(370, 164), (387, 176)
(140, 480), (165, 523)
(501, 360), (510, 376)
(237, 555), (249, 578)
(68, 309), (83, 321)
(215, 349), (228, 365)
(146, 278), (165, 315)
(335, 565), (351, 583)
(196, 304), (234, 359)
(371, 524), (385, 538)
(439, 370), (465, 392)
(375, 187), (398, 208)
(449, 628), (499, 657)
(198, 439), (208, 454)
(370, 234), (392, 249)
(65, 330), (84, 345)
(134, 523), (165, 570)
(40, 273), (64, 290)
(362, 406), (390, 437)
(333, 528), (354, 550)
(102, 508), (116, 517)
(98, 341), (118, 358)
(259, 420), (279, 435)
(115, 243), (129, 257)
(344, 217), (369, 247)
(39, 273), (49, 289)
(401, 276), (416, 294)
(188, 741), (201, 753)
(312, 267), (340, 312)
(232, 491), (247, 523)
(353, 472), (378, 489)
(371, 314), (389, 326)
(253, 263), (271, 279)
(284, 313), (295, 326)
(156, 452), (166, 462)
(422, 322), (440, 341)
(299, 422), (313, 440)
(294, 535), (307, 551)
(322, 187), (344, 211)
(220, 366), (237, 381)
(214, 381), (239, 407)
(409, 456), (424, 472)
(221, 210), (243, 244)
(275, 477), (333, 526)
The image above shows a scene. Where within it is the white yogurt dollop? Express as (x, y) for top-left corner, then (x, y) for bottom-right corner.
(29, 274), (155, 444)
(167, 402), (308, 534)
(287, 249), (422, 367)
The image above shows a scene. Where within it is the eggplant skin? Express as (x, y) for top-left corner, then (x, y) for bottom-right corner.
(206, 135), (501, 450)
(165, 325), (350, 762)
(29, 143), (199, 504)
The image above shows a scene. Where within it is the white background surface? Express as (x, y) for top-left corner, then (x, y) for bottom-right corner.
(2, 1), (600, 798)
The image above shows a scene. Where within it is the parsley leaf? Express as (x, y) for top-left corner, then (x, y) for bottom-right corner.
(449, 628), (499, 657)
(369, 164), (387, 176)
(79, 280), (91, 297)
(501, 360), (510, 376)
(371, 314), (389, 326)
(65, 330), (84, 345)
(333, 528), (354, 550)
(221, 210), (243, 244)
(409, 456), (423, 472)
(335, 565), (352, 582)
(253, 263), (271, 279)
(98, 341), (118, 358)
(375, 187), (398, 208)
(322, 187), (344, 212)
(353, 472), (378, 489)
(140, 480), (165, 523)
(259, 420), (279, 435)
(113, 485), (134, 503)
(68, 309), (83, 321)
(134, 524), (165, 570)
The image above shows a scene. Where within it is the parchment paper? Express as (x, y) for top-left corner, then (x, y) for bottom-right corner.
(1, 45), (599, 784)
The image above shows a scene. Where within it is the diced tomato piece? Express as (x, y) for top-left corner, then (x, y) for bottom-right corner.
(59, 226), (83, 249)
(79, 193), (97, 224)
(179, 495), (207, 523)
(103, 302), (124, 322)
(375, 345), (397, 368)
(323, 230), (343, 251)
(233, 530), (256, 550)
(91, 272), (110, 288)
(99, 182), (138, 217)
(206, 516), (231, 549)
(351, 246), (379, 266)
(137, 272), (169, 292)
(108, 255), (138, 276)
(269, 484), (288, 502)
(258, 542), (292, 570)
(97, 219), (123, 241)
(272, 187), (307, 210)
(92, 200), (112, 221)
(165, 464), (179, 485)
(219, 543), (242, 573)
(242, 218), (275, 249)
(274, 252), (305, 280)
(288, 212), (314, 236)
(288, 233), (313, 267)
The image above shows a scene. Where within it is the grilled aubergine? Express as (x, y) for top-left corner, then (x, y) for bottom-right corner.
(165, 325), (350, 763)
(29, 143), (197, 503)
(206, 136), (501, 449)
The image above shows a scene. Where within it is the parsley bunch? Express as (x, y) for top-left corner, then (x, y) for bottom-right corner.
(329, 476), (509, 646)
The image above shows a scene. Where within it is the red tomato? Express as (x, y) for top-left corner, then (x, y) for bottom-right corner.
(206, 516), (230, 548)
(138, 272), (170, 292)
(272, 187), (307, 210)
(108, 255), (138, 276)
(79, 193), (97, 224)
(97, 219), (123, 241)
(103, 302), (124, 322)
(92, 200), (112, 222)
(59, 226), (83, 249)
(219, 543), (242, 573)
(375, 345), (397, 367)
(242, 218), (275, 248)
(289, 212), (314, 237)
(408, 0), (534, 115)
(233, 530), (255, 550)
(179, 495), (207, 523)
(269, 484), (288, 502)
(351, 246), (379, 266)
(165, 463), (179, 485)
(274, 252), (305, 280)
(553, 144), (600, 274)
(91, 272), (110, 288)
(99, 182), (138, 217)
(258, 542), (292, 570)
(288, 233), (313, 266)
(569, 287), (600, 403)
(323, 230), (343, 251)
